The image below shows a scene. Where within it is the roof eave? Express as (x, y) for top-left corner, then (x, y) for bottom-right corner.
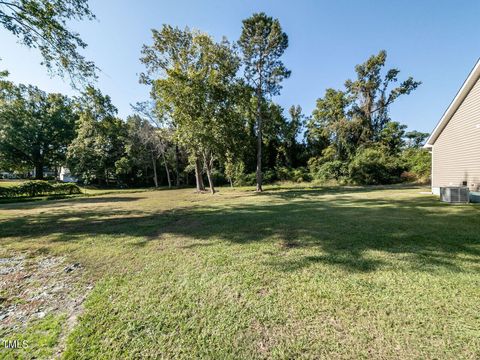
(425, 58), (480, 147)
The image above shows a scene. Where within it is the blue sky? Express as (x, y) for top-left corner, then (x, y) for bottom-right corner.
(1, 0), (479, 133)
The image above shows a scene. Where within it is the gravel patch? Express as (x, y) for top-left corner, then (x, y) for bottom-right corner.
(0, 251), (91, 353)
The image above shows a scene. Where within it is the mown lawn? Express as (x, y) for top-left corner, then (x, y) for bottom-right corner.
(0, 185), (479, 359)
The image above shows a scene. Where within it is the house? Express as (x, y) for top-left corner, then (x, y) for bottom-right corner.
(59, 167), (77, 183)
(424, 59), (480, 195)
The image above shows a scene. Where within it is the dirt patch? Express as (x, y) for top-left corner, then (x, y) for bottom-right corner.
(0, 251), (92, 354)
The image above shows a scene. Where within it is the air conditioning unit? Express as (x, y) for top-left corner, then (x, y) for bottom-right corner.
(440, 187), (470, 203)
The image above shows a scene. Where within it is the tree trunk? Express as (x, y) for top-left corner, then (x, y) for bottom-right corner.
(256, 88), (263, 192)
(175, 144), (180, 187)
(161, 151), (171, 189)
(34, 162), (44, 180)
(194, 156), (205, 192)
(144, 165), (148, 185)
(203, 151), (215, 194)
(152, 153), (158, 188)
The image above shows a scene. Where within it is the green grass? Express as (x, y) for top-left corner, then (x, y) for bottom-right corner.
(0, 185), (479, 359)
(0, 180), (24, 188)
(0, 315), (64, 360)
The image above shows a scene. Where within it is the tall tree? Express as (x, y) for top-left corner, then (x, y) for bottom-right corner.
(282, 105), (304, 167)
(379, 121), (406, 155)
(308, 51), (421, 162)
(238, 12), (290, 192)
(0, 0), (97, 84)
(67, 87), (126, 183)
(345, 50), (421, 142)
(307, 88), (360, 161)
(132, 101), (175, 188)
(141, 26), (244, 194)
(0, 79), (76, 178)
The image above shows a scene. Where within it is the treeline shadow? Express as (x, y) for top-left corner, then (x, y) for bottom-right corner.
(1, 188), (479, 274)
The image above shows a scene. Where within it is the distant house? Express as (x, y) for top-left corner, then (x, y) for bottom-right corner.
(59, 167), (77, 183)
(424, 59), (480, 195)
(0, 171), (16, 179)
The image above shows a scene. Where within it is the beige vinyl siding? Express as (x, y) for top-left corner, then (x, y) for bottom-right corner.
(432, 77), (480, 189)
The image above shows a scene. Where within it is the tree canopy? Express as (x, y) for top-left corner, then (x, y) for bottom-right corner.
(0, 76), (76, 178)
(0, 13), (429, 189)
(0, 0), (96, 84)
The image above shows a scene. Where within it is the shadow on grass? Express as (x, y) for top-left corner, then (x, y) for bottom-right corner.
(259, 184), (425, 199)
(0, 196), (144, 210)
(1, 187), (479, 274)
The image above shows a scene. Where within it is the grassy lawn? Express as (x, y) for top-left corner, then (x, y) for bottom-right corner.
(0, 180), (24, 187)
(0, 185), (479, 359)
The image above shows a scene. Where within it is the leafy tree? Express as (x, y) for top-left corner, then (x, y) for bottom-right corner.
(345, 50), (421, 142)
(115, 115), (153, 186)
(308, 51), (420, 176)
(0, 79), (76, 178)
(0, 0), (96, 82)
(283, 105), (304, 166)
(405, 130), (429, 148)
(378, 121), (406, 155)
(238, 12), (291, 192)
(349, 146), (403, 185)
(141, 26), (245, 194)
(224, 151), (245, 187)
(137, 119), (173, 188)
(273, 105), (305, 168)
(67, 87), (126, 183)
(131, 103), (176, 188)
(307, 88), (361, 161)
(0, 0), (97, 84)
(401, 147), (431, 182)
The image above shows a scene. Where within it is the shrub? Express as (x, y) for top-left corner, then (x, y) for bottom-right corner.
(401, 148), (431, 183)
(291, 167), (311, 182)
(211, 169), (227, 186)
(275, 166), (293, 181)
(310, 159), (348, 182)
(236, 170), (276, 186)
(263, 170), (275, 184)
(225, 159), (245, 187)
(0, 187), (14, 198)
(0, 181), (81, 198)
(349, 147), (404, 185)
(16, 180), (54, 197)
(237, 172), (256, 186)
(53, 183), (82, 195)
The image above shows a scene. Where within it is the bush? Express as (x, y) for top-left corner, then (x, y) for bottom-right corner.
(309, 159), (348, 182)
(234, 167), (310, 186)
(0, 187), (14, 198)
(0, 181), (81, 198)
(401, 148), (431, 183)
(275, 166), (293, 181)
(53, 183), (82, 195)
(349, 147), (404, 185)
(263, 170), (275, 184)
(291, 167), (311, 183)
(16, 180), (54, 197)
(236, 170), (276, 186)
(211, 169), (228, 186)
(274, 166), (310, 183)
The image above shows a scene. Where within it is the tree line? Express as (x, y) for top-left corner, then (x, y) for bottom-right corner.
(0, 11), (430, 192)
